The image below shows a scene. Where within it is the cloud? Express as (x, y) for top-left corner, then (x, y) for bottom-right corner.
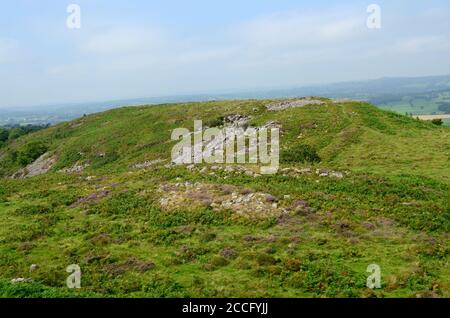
(80, 27), (167, 55)
(392, 35), (450, 54)
(5, 2), (450, 107)
(230, 10), (365, 50)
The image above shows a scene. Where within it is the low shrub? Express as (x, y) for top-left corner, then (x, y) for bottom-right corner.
(282, 144), (321, 164)
(16, 141), (48, 166)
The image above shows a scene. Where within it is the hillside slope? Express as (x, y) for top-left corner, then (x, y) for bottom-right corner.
(1, 98), (449, 180)
(0, 98), (449, 298)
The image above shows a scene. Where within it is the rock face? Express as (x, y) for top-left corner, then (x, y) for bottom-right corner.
(172, 114), (281, 166)
(267, 98), (324, 111)
(11, 153), (56, 179)
(224, 114), (251, 128)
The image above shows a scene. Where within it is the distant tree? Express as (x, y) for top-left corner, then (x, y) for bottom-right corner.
(431, 118), (443, 126)
(0, 128), (8, 142)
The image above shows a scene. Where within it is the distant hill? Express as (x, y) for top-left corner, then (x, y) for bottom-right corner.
(2, 74), (450, 126)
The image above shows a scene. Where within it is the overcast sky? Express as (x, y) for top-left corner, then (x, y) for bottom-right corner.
(1, 0), (450, 107)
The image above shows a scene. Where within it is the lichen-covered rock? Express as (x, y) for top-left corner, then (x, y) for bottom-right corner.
(267, 98), (324, 111)
(11, 153), (56, 179)
(158, 182), (289, 219)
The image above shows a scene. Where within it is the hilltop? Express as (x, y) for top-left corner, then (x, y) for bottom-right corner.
(0, 98), (449, 298)
(2, 74), (450, 126)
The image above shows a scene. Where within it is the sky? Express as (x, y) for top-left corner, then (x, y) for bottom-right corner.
(1, 0), (450, 108)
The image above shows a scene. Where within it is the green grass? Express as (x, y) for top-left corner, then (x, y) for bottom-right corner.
(0, 98), (449, 298)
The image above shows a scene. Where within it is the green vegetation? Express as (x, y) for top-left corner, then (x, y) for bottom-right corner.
(0, 125), (48, 149)
(16, 141), (48, 166)
(282, 144), (321, 164)
(431, 119), (443, 126)
(0, 98), (448, 298)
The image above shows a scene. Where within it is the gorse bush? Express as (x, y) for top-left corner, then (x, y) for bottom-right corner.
(282, 144), (321, 164)
(16, 141), (48, 166)
(204, 116), (224, 128)
(431, 118), (443, 126)
(14, 204), (54, 215)
(0, 128), (9, 143)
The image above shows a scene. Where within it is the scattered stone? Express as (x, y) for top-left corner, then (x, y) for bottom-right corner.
(330, 171), (344, 178)
(224, 114), (251, 128)
(267, 98), (324, 111)
(11, 278), (32, 284)
(401, 202), (420, 206)
(61, 162), (90, 174)
(263, 120), (282, 129)
(158, 182), (288, 219)
(132, 159), (165, 169)
(29, 264), (39, 272)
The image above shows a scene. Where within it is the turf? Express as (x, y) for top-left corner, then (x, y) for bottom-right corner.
(0, 98), (448, 298)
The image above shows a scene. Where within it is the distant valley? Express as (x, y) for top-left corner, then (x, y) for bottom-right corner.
(2, 74), (450, 127)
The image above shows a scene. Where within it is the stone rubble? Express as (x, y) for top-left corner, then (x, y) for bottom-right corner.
(267, 98), (325, 111)
(158, 182), (290, 219)
(132, 159), (165, 169)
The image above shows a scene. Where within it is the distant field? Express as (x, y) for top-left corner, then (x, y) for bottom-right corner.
(378, 91), (450, 116)
(417, 114), (450, 120)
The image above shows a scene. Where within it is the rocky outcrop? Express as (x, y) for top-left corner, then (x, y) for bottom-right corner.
(158, 182), (289, 219)
(11, 153), (56, 179)
(267, 98), (324, 111)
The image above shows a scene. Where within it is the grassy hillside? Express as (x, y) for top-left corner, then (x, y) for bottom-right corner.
(0, 98), (449, 298)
